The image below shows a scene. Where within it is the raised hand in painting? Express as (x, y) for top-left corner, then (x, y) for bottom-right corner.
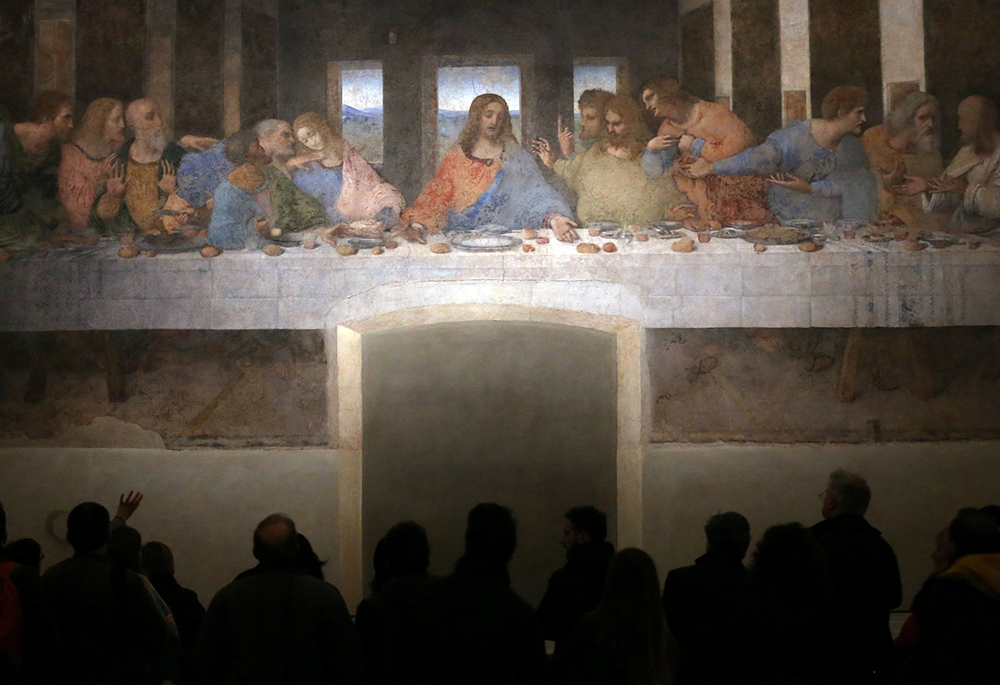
(158, 160), (178, 194)
(106, 163), (127, 198)
(557, 115), (575, 158)
(531, 138), (557, 168)
(116, 490), (144, 522)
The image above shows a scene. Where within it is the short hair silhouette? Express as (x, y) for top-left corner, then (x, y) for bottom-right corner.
(465, 503), (517, 563)
(565, 506), (608, 543)
(66, 502), (111, 554)
(705, 511), (751, 560)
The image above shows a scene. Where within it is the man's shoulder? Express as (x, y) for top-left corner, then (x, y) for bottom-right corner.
(861, 124), (887, 143)
(219, 570), (346, 602)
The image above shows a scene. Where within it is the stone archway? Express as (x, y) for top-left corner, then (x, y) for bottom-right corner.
(326, 303), (646, 610)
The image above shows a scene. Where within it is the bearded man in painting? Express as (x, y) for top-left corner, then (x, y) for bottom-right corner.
(862, 91), (944, 225)
(95, 98), (186, 235)
(917, 95), (1000, 233)
(397, 93), (579, 241)
(556, 88), (614, 160)
(533, 95), (684, 224)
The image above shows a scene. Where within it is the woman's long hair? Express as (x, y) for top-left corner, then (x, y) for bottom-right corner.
(457, 93), (517, 155)
(72, 97), (123, 158)
(593, 548), (670, 685)
(292, 111), (346, 158)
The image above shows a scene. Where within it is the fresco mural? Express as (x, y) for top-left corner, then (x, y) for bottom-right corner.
(1, 0), (1000, 444)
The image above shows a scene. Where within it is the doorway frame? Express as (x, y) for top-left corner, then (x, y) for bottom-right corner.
(326, 304), (646, 610)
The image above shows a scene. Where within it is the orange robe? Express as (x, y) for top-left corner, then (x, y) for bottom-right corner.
(401, 146), (500, 233)
(666, 101), (772, 223)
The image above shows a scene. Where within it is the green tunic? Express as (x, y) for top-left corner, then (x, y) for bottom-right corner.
(553, 143), (685, 225)
(0, 106), (66, 247)
(262, 165), (330, 232)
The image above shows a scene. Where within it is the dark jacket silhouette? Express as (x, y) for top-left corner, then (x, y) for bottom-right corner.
(42, 553), (169, 685)
(148, 573), (205, 674)
(355, 572), (433, 685)
(810, 513), (902, 682)
(662, 550), (747, 684)
(412, 554), (546, 684)
(537, 540), (614, 648)
(194, 561), (363, 684)
(902, 553), (1000, 684)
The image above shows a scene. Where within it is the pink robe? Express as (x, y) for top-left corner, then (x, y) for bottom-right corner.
(335, 146), (405, 222)
(58, 143), (111, 229)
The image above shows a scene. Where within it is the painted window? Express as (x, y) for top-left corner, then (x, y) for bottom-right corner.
(437, 65), (521, 162)
(341, 64), (384, 165)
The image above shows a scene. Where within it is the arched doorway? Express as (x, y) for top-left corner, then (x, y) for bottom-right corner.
(328, 304), (645, 610)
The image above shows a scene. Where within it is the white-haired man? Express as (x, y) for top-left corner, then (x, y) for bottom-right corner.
(812, 469), (902, 684)
(862, 91), (944, 225)
(95, 98), (187, 234)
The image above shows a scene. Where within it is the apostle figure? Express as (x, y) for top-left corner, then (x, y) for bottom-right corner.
(95, 98), (187, 234)
(288, 112), (404, 228)
(533, 95), (684, 224)
(399, 93), (578, 241)
(58, 98), (126, 231)
(558, 89), (615, 159)
(0, 91), (75, 247)
(207, 129), (278, 251)
(918, 95), (1000, 233)
(861, 91), (944, 226)
(167, 119), (327, 233)
(685, 86), (878, 224)
(641, 79), (772, 224)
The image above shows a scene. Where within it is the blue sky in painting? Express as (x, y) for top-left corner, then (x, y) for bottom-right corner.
(573, 65), (617, 111)
(342, 69), (383, 112)
(437, 66), (521, 113)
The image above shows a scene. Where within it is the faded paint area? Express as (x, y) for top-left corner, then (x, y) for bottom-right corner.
(649, 327), (1000, 442)
(0, 331), (327, 447)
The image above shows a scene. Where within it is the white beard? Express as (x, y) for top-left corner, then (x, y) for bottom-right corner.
(914, 130), (941, 155)
(138, 127), (168, 154)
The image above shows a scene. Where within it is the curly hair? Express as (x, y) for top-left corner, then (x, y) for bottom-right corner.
(457, 94), (517, 155)
(31, 91), (74, 124)
(821, 86), (868, 120)
(292, 112), (346, 157)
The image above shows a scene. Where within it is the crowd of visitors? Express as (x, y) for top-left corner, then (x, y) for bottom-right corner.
(1, 469), (998, 684)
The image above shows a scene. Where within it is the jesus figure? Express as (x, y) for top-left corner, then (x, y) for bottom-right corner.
(398, 93), (579, 242)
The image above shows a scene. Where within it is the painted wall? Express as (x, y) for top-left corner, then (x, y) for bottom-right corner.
(3, 440), (998, 611)
(643, 441), (1000, 608)
(0, 448), (341, 606)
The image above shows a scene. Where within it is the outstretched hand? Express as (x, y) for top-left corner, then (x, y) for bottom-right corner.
(768, 173), (812, 194)
(116, 491), (144, 521)
(549, 215), (579, 242)
(647, 135), (680, 153)
(681, 157), (713, 179)
(392, 223), (427, 244)
(890, 175), (929, 197)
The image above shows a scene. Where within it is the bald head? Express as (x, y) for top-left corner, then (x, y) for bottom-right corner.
(253, 513), (299, 563)
(957, 95), (999, 155)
